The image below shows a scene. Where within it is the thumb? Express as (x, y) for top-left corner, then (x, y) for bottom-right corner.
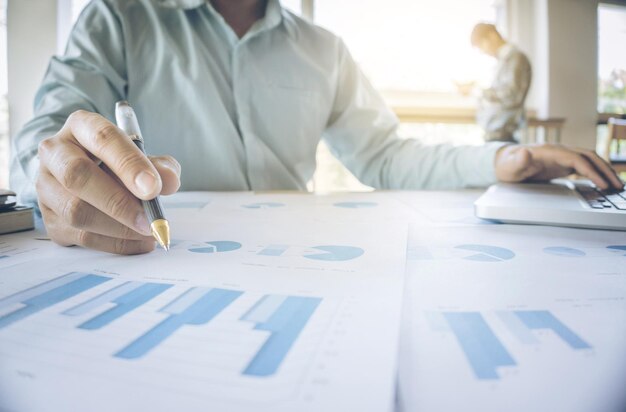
(149, 155), (181, 195)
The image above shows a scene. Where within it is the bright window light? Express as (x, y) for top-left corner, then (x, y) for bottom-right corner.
(315, 0), (501, 94)
(598, 3), (626, 114)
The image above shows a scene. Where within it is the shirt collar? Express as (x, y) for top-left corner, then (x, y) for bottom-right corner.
(156, 0), (286, 38)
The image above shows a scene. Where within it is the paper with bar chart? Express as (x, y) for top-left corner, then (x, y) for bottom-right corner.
(399, 224), (626, 412)
(0, 199), (407, 412)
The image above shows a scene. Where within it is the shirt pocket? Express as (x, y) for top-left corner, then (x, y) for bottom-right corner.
(250, 84), (328, 152)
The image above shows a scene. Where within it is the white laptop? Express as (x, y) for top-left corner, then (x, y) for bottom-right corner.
(475, 180), (626, 231)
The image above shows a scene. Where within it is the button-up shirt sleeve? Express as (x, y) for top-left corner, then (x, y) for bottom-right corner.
(323, 40), (505, 190)
(10, 0), (126, 205)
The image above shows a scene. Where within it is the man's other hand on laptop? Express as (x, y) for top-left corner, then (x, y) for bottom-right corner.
(494, 144), (624, 191)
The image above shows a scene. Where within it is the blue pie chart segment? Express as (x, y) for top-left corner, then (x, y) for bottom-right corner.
(189, 241), (242, 254)
(303, 245), (365, 261)
(333, 202), (378, 209)
(455, 244), (515, 262)
(543, 246), (586, 257)
(242, 202), (285, 209)
(607, 245), (626, 256)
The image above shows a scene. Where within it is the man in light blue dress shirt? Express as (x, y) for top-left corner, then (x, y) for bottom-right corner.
(10, 0), (622, 254)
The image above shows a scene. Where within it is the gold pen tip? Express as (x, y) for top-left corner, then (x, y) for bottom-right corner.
(150, 219), (171, 252)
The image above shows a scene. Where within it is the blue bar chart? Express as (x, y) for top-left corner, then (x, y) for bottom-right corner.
(510, 310), (591, 349)
(241, 295), (322, 376)
(429, 310), (592, 380)
(0, 272), (111, 329)
(428, 312), (516, 380)
(0, 273), (326, 379)
(64, 282), (173, 330)
(115, 287), (243, 359)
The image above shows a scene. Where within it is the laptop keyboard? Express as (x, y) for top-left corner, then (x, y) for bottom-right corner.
(576, 186), (626, 210)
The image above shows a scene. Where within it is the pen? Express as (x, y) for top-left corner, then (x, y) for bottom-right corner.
(115, 100), (171, 251)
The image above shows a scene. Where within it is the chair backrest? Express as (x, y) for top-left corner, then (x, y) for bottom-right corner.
(603, 118), (626, 161)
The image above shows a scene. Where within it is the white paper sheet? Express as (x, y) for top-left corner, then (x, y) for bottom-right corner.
(0, 192), (409, 412)
(399, 223), (626, 412)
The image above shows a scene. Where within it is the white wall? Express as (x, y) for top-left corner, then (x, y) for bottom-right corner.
(505, 0), (538, 109)
(7, 0), (59, 140)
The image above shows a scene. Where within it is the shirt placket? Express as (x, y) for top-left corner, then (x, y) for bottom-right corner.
(231, 43), (260, 189)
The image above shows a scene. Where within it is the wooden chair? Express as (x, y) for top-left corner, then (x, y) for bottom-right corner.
(525, 117), (566, 144)
(602, 118), (626, 174)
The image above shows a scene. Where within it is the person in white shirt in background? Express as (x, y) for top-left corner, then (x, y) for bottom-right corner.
(11, 0), (622, 255)
(459, 23), (532, 142)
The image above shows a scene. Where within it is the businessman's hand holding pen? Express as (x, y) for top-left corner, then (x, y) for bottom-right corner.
(36, 109), (180, 255)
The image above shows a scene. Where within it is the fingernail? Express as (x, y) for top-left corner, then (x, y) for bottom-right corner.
(135, 212), (151, 236)
(135, 171), (157, 197)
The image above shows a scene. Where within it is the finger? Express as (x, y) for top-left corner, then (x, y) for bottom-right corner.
(558, 151), (609, 190)
(37, 170), (152, 241)
(572, 148), (624, 190)
(54, 224), (155, 255)
(38, 138), (151, 235)
(38, 203), (74, 247)
(97, 153), (181, 195)
(149, 155), (181, 195)
(63, 110), (162, 199)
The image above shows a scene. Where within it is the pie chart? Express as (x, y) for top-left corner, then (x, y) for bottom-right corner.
(303, 245), (365, 261)
(543, 246), (586, 257)
(454, 244), (515, 262)
(607, 245), (626, 256)
(189, 241), (242, 254)
(333, 202), (378, 209)
(241, 202), (285, 209)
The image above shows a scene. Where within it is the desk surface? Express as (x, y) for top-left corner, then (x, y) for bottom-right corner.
(0, 190), (624, 412)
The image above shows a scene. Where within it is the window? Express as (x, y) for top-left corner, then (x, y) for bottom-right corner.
(315, 0), (502, 97)
(313, 0), (504, 190)
(598, 3), (626, 114)
(0, 0), (7, 188)
(71, 0), (91, 22)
